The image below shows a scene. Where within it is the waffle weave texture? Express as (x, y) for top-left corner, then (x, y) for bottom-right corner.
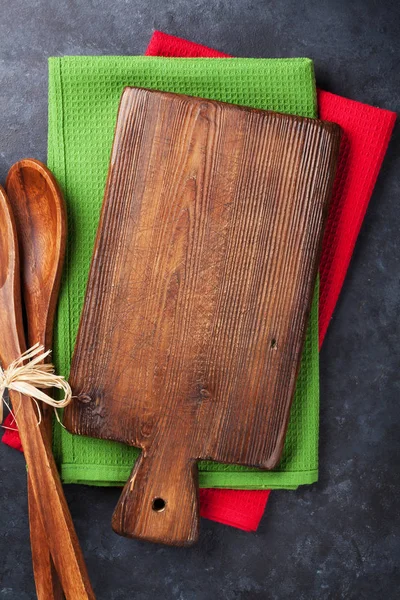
(45, 55), (320, 491)
(317, 90), (396, 343)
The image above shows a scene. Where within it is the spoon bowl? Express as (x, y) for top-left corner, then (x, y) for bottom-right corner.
(6, 158), (66, 351)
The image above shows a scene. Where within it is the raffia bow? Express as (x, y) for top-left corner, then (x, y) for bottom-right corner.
(0, 343), (72, 426)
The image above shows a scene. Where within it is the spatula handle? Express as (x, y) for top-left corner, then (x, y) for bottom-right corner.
(112, 450), (199, 546)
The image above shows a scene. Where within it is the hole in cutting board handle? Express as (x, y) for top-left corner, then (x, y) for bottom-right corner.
(152, 497), (166, 512)
(112, 452), (199, 545)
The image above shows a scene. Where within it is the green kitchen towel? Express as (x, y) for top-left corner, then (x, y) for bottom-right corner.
(48, 56), (319, 489)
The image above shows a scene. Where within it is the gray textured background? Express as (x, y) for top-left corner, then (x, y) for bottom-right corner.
(0, 1), (399, 598)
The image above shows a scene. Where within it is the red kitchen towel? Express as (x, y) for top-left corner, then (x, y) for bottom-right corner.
(3, 30), (395, 533)
(317, 90), (396, 342)
(1, 414), (23, 452)
(199, 488), (271, 531)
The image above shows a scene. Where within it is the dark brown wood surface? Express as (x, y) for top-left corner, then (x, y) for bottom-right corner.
(6, 159), (66, 599)
(64, 88), (341, 546)
(0, 185), (95, 599)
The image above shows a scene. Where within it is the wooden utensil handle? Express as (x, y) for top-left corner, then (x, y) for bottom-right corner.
(28, 412), (63, 599)
(28, 485), (64, 599)
(28, 398), (62, 599)
(112, 450), (199, 546)
(10, 390), (95, 599)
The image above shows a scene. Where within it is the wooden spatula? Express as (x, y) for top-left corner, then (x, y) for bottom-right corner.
(0, 185), (95, 598)
(64, 88), (341, 546)
(6, 159), (66, 599)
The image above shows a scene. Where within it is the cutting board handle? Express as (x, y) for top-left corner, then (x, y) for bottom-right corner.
(112, 450), (200, 546)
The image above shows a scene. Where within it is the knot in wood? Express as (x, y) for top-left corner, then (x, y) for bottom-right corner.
(77, 393), (92, 404)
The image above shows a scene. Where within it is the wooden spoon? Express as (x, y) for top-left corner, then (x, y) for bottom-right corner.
(0, 184), (95, 599)
(6, 159), (66, 599)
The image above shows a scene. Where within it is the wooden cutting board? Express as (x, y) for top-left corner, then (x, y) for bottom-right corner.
(64, 88), (340, 546)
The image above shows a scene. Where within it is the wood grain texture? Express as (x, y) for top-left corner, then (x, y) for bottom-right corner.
(64, 88), (341, 546)
(6, 159), (66, 600)
(0, 186), (95, 599)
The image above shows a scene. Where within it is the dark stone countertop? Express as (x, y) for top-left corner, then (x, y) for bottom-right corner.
(0, 1), (399, 598)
